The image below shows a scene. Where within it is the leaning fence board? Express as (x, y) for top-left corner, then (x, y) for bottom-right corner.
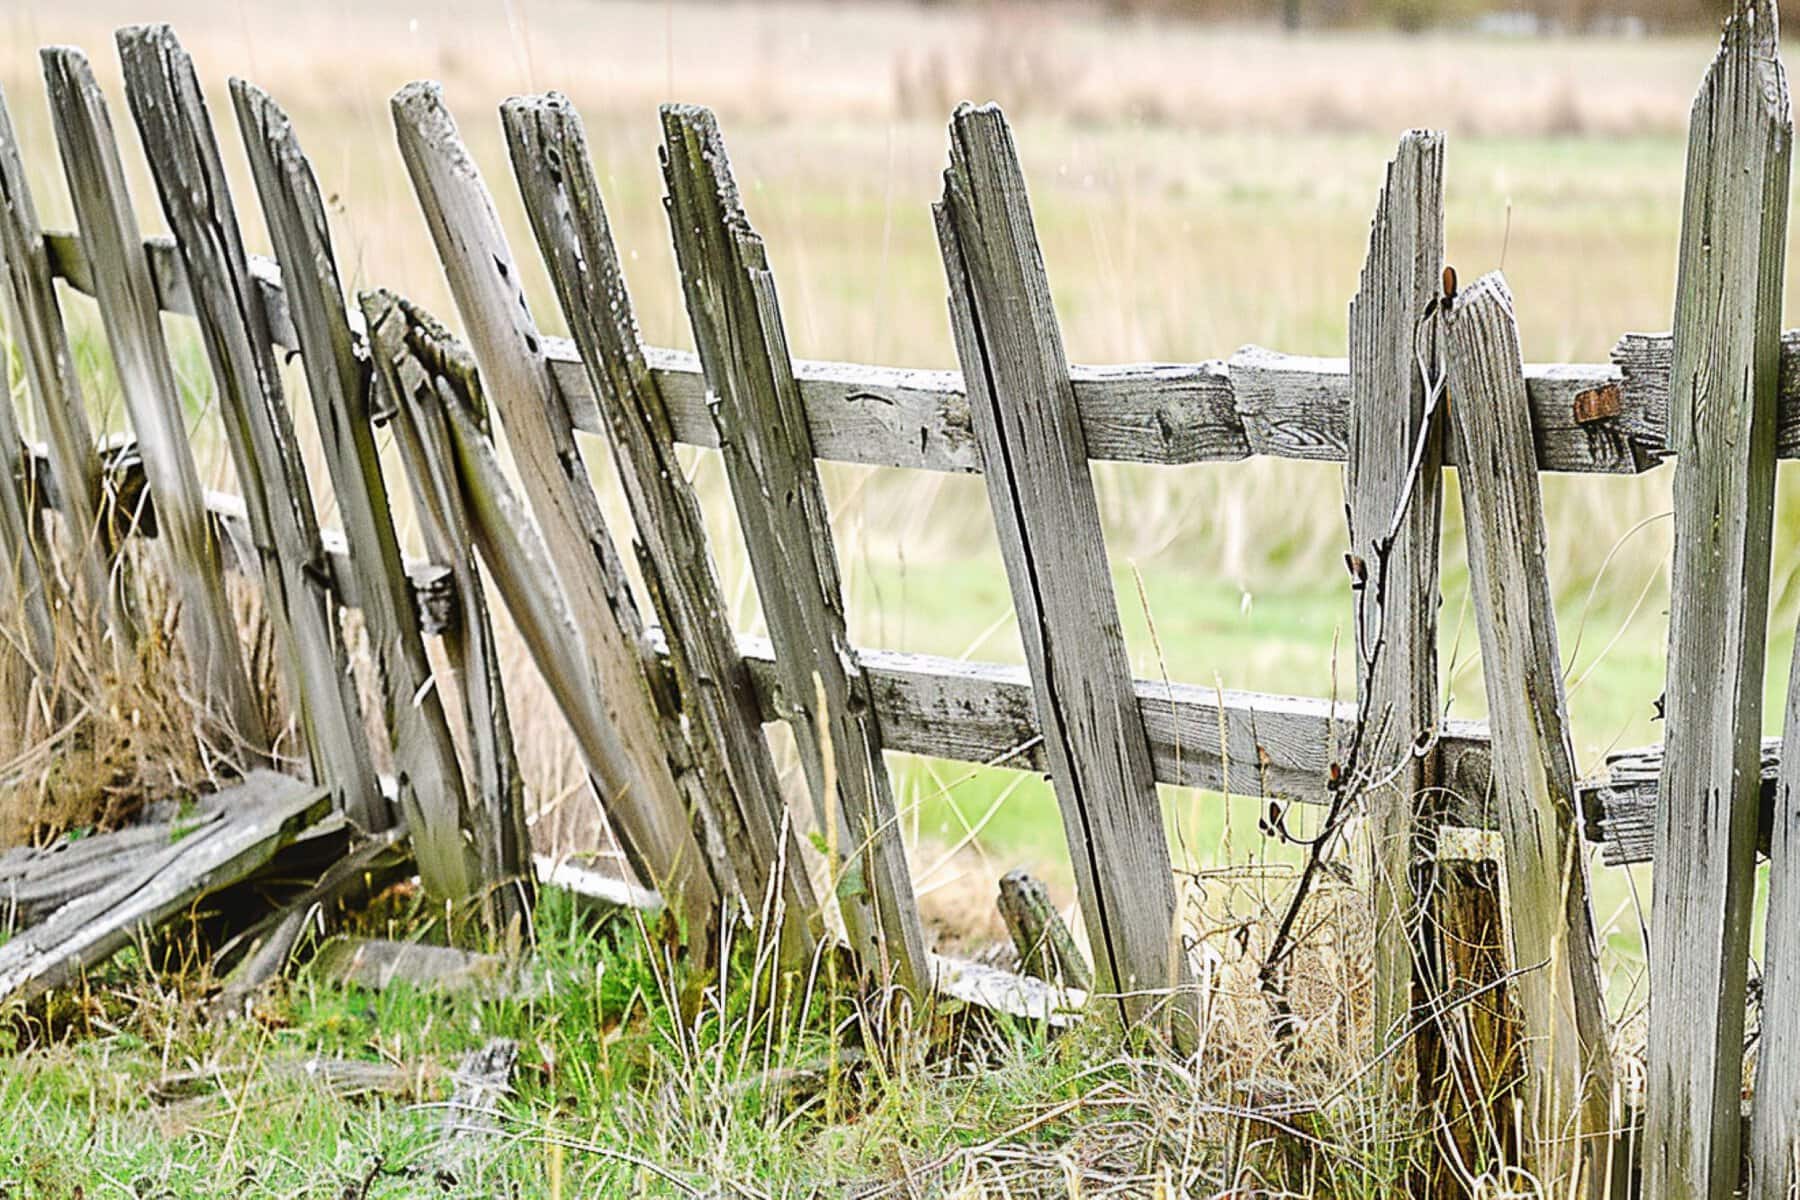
(934, 102), (1190, 1041)
(662, 103), (929, 997)
(1445, 272), (1613, 1182)
(1344, 130), (1446, 1055)
(0, 303), (55, 715)
(230, 76), (513, 923)
(117, 29), (381, 830)
(391, 81), (718, 935)
(0, 86), (129, 656)
(359, 290), (536, 934)
(503, 91), (819, 966)
(1759, 600), (1800, 1200)
(40, 46), (267, 758)
(0, 771), (329, 1005)
(1649, 4), (1791, 1197)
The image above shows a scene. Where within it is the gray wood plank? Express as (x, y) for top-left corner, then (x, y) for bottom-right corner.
(504, 92), (819, 965)
(389, 81), (718, 936)
(359, 289), (536, 939)
(115, 28), (380, 827)
(661, 103), (929, 998)
(0, 771), (328, 1005)
(1344, 130), (1445, 1055)
(934, 102), (1191, 1044)
(0, 84), (132, 657)
(1649, 5), (1790, 1196)
(39, 46), (266, 759)
(1444, 271), (1613, 1183)
(230, 75), (519, 927)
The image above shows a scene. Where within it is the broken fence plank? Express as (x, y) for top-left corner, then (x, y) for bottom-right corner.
(935, 101), (1190, 1043)
(1649, 4), (1791, 1197)
(1445, 271), (1613, 1183)
(357, 288), (537, 935)
(230, 75), (508, 922)
(1345, 129), (1446, 1057)
(0, 771), (329, 1006)
(40, 46), (266, 758)
(997, 870), (1092, 992)
(503, 91), (818, 969)
(316, 937), (512, 995)
(661, 103), (929, 999)
(391, 81), (718, 938)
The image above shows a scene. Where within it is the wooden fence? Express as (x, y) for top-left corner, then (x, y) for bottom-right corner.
(0, 7), (1797, 1195)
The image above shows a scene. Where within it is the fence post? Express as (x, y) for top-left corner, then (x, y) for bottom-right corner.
(360, 290), (534, 933)
(933, 102), (1193, 1045)
(231, 73), (528, 928)
(0, 86), (133, 659)
(503, 93), (820, 969)
(1444, 271), (1614, 1189)
(660, 104), (930, 999)
(0, 287), (55, 744)
(39, 46), (267, 761)
(1649, 4), (1795, 1199)
(115, 27), (384, 831)
(389, 81), (721, 940)
(1344, 130), (1445, 1067)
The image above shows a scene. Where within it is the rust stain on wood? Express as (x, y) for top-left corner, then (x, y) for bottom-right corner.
(1572, 382), (1622, 424)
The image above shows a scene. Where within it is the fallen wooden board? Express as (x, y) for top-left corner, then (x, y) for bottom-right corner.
(0, 771), (329, 1005)
(315, 938), (512, 995)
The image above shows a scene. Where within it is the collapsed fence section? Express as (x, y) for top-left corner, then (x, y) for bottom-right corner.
(0, 6), (1797, 1194)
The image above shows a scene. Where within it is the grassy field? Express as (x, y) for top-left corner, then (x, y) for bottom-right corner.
(4, 0), (1799, 1189)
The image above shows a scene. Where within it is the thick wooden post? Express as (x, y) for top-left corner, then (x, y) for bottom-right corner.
(231, 73), (524, 926)
(933, 103), (1192, 1044)
(40, 46), (266, 759)
(1444, 271), (1614, 1188)
(503, 93), (819, 966)
(660, 104), (929, 998)
(360, 290), (534, 932)
(1649, 5), (1790, 1198)
(390, 81), (718, 937)
(116, 28), (381, 829)
(1345, 130), (1445, 1059)
(0, 85), (132, 657)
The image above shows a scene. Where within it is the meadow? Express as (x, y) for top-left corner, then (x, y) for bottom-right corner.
(2, 0), (1797, 1189)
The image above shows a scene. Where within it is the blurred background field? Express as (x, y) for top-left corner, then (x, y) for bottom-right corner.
(5, 0), (1796, 999)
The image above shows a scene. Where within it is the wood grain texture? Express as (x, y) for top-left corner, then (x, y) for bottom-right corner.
(503, 92), (819, 963)
(231, 75), (518, 923)
(1444, 271), (1613, 1183)
(40, 46), (266, 758)
(997, 870), (1091, 991)
(117, 28), (379, 827)
(1345, 130), (1445, 1055)
(661, 103), (928, 997)
(0, 84), (130, 657)
(390, 81), (717, 933)
(935, 102), (1191, 1043)
(1649, 5), (1790, 1196)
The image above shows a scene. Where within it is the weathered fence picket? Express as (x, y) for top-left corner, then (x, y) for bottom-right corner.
(0, 86), (129, 660)
(503, 93), (820, 967)
(1649, 3), (1791, 1196)
(660, 103), (929, 998)
(391, 81), (720, 938)
(40, 45), (267, 759)
(934, 102), (1191, 1041)
(358, 289), (535, 937)
(1444, 271), (1613, 1186)
(1344, 129), (1446, 1060)
(230, 73), (520, 923)
(117, 27), (384, 832)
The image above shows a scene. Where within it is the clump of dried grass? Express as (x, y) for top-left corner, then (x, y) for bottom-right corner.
(0, 537), (282, 849)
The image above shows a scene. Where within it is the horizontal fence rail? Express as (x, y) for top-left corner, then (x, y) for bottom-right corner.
(41, 230), (1800, 479)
